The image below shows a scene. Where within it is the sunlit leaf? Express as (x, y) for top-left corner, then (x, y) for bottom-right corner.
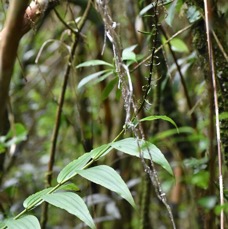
(122, 45), (137, 62)
(90, 144), (112, 159)
(140, 115), (179, 133)
(76, 59), (113, 68)
(5, 123), (27, 147)
(187, 6), (201, 23)
(77, 70), (109, 89)
(23, 187), (52, 209)
(42, 192), (95, 229)
(112, 138), (173, 175)
(77, 165), (136, 208)
(57, 153), (92, 183)
(170, 38), (189, 53)
(165, 0), (183, 26)
(5, 215), (40, 229)
(139, 3), (153, 16)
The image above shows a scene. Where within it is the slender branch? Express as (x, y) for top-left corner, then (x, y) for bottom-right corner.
(204, 0), (224, 228)
(137, 0), (160, 114)
(132, 24), (193, 73)
(211, 30), (228, 63)
(40, 1), (92, 228)
(160, 26), (197, 128)
(54, 8), (78, 34)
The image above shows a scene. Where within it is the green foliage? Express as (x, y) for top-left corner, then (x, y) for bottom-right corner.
(42, 192), (96, 229)
(0, 135), (172, 228)
(76, 59), (113, 68)
(190, 171), (209, 189)
(57, 153), (92, 183)
(101, 77), (119, 100)
(112, 138), (173, 176)
(122, 45), (138, 63)
(77, 165), (136, 207)
(0, 0), (227, 228)
(198, 196), (217, 210)
(0, 123), (27, 153)
(139, 115), (179, 132)
(165, 0), (183, 26)
(4, 215), (40, 229)
(186, 6), (201, 23)
(23, 187), (53, 209)
(169, 38), (189, 53)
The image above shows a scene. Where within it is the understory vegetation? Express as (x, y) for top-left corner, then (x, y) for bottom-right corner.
(0, 0), (227, 229)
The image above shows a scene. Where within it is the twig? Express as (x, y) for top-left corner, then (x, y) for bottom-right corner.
(132, 23), (193, 72)
(211, 30), (228, 63)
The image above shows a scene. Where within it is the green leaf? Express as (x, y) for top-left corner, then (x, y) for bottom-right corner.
(5, 123), (27, 147)
(153, 127), (194, 142)
(57, 153), (92, 183)
(214, 203), (228, 215)
(198, 196), (217, 209)
(77, 70), (109, 89)
(0, 143), (5, 153)
(140, 115), (179, 133)
(23, 183), (80, 210)
(57, 183), (80, 192)
(219, 112), (228, 120)
(191, 171), (209, 189)
(7, 123), (27, 138)
(5, 215), (40, 229)
(76, 59), (113, 68)
(139, 4), (153, 16)
(0, 222), (6, 228)
(139, 0), (173, 16)
(187, 6), (201, 23)
(23, 188), (52, 209)
(101, 77), (118, 100)
(122, 45), (137, 62)
(77, 165), (136, 208)
(42, 192), (95, 229)
(90, 144), (112, 159)
(170, 38), (189, 53)
(112, 138), (173, 175)
(137, 30), (152, 35)
(165, 0), (183, 26)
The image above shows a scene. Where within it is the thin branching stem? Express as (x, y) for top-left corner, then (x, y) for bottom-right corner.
(40, 1), (92, 228)
(132, 24), (193, 72)
(97, 1), (176, 228)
